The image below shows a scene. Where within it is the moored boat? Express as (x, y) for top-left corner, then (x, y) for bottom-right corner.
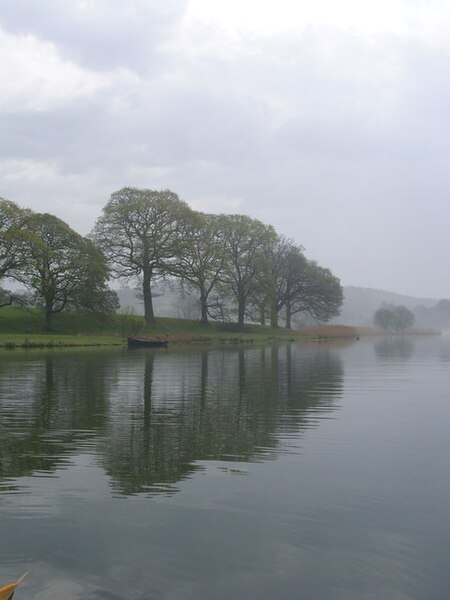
(127, 336), (168, 348)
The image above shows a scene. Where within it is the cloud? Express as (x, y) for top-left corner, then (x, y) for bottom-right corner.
(2, 1), (450, 295)
(0, 0), (188, 72)
(0, 29), (116, 112)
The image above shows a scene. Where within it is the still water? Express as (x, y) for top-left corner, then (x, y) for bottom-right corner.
(1, 337), (450, 599)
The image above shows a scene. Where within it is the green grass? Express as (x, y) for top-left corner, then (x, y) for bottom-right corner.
(0, 333), (124, 348)
(0, 306), (378, 349)
(0, 306), (306, 348)
(0, 306), (115, 335)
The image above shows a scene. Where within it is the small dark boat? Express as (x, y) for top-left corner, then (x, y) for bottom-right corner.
(127, 336), (168, 348)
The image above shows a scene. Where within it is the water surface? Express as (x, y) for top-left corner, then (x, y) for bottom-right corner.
(1, 337), (450, 599)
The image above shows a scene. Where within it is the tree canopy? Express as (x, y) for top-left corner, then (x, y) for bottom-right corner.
(169, 212), (226, 324)
(373, 305), (415, 333)
(217, 214), (277, 329)
(289, 261), (343, 325)
(92, 187), (190, 326)
(11, 212), (116, 330)
(0, 197), (35, 306)
(1, 190), (343, 330)
(252, 238), (343, 328)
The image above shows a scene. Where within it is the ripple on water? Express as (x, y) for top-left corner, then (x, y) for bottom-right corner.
(1, 343), (450, 598)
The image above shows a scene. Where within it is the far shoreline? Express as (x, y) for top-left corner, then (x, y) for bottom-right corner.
(0, 323), (440, 350)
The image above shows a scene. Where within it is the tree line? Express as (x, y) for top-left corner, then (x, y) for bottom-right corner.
(0, 188), (343, 330)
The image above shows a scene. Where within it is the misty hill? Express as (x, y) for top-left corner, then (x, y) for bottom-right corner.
(335, 286), (439, 326)
(414, 299), (450, 331)
(118, 284), (449, 330)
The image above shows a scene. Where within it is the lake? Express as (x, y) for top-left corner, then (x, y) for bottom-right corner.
(1, 336), (450, 599)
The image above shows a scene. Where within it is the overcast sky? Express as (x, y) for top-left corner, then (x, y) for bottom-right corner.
(2, 0), (450, 297)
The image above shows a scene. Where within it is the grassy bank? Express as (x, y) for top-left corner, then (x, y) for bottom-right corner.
(298, 324), (359, 338)
(0, 306), (308, 348)
(0, 307), (435, 349)
(0, 334), (125, 348)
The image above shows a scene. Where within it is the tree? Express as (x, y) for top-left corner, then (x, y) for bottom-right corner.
(71, 239), (120, 317)
(12, 213), (114, 330)
(250, 238), (342, 329)
(281, 247), (309, 329)
(0, 197), (34, 305)
(252, 235), (304, 328)
(170, 212), (226, 324)
(217, 214), (277, 330)
(393, 305), (415, 332)
(92, 187), (190, 326)
(287, 260), (343, 328)
(373, 307), (393, 331)
(374, 304), (415, 333)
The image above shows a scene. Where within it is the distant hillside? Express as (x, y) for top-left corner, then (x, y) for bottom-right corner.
(117, 284), (448, 329)
(335, 286), (439, 326)
(414, 299), (450, 331)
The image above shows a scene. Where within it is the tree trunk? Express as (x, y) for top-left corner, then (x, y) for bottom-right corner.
(200, 290), (208, 324)
(142, 267), (155, 326)
(260, 306), (266, 326)
(44, 301), (53, 331)
(237, 293), (245, 331)
(285, 299), (292, 329)
(270, 305), (278, 328)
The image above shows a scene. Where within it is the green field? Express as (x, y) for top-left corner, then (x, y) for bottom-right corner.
(0, 306), (308, 348)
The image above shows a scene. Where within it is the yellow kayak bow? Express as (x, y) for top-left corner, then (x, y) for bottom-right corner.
(0, 573), (28, 600)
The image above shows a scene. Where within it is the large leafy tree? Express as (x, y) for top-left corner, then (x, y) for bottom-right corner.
(0, 197), (33, 304)
(12, 213), (114, 330)
(256, 239), (343, 329)
(170, 212), (226, 324)
(254, 236), (306, 328)
(92, 187), (190, 326)
(393, 305), (415, 332)
(287, 260), (343, 328)
(217, 214), (277, 330)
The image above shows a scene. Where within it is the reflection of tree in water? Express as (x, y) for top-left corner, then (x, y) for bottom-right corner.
(0, 346), (343, 497)
(0, 350), (116, 487)
(374, 337), (415, 360)
(101, 345), (343, 496)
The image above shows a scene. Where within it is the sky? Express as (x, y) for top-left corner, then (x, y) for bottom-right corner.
(1, 0), (450, 298)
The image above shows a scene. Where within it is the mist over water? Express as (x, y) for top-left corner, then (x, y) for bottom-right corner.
(1, 338), (450, 599)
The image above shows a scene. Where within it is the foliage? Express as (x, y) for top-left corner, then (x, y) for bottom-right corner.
(249, 235), (300, 327)
(252, 237), (343, 329)
(1, 191), (344, 333)
(92, 187), (191, 326)
(12, 213), (113, 330)
(289, 261), (343, 324)
(170, 212), (226, 324)
(373, 304), (415, 332)
(217, 214), (277, 329)
(0, 198), (32, 278)
(373, 307), (392, 331)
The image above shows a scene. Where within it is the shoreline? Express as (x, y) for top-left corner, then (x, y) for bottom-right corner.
(0, 324), (440, 349)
